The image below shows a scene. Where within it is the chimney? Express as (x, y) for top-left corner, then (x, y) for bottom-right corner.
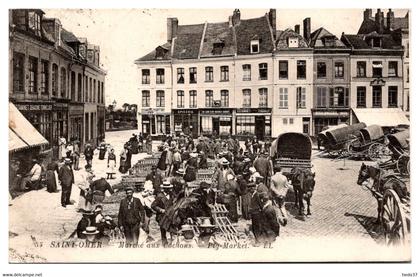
(303, 17), (311, 41)
(167, 17), (178, 43)
(232, 9), (241, 26)
(363, 9), (372, 20)
(269, 9), (276, 32)
(375, 9), (385, 33)
(228, 15), (233, 27)
(295, 24), (300, 35)
(387, 9), (395, 31)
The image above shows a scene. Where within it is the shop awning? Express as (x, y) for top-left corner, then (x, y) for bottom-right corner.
(352, 108), (410, 127)
(9, 102), (49, 152)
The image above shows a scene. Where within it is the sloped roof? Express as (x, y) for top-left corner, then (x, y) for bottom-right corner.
(135, 42), (172, 62)
(200, 22), (235, 57)
(341, 33), (402, 49)
(234, 16), (274, 55)
(391, 17), (409, 30)
(358, 19), (379, 34)
(358, 15), (408, 34)
(309, 27), (346, 48)
(61, 28), (80, 43)
(275, 28), (308, 49)
(172, 24), (205, 59)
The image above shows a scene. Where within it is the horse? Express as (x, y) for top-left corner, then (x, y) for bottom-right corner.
(290, 167), (316, 216)
(357, 163), (408, 224)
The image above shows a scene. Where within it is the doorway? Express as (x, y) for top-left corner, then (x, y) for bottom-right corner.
(255, 116), (265, 139)
(212, 117), (220, 135)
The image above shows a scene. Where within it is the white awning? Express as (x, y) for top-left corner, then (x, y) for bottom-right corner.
(372, 63), (383, 68)
(9, 102), (49, 152)
(352, 108), (410, 127)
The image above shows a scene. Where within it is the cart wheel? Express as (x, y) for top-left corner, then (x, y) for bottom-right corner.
(382, 189), (409, 246)
(368, 143), (392, 162)
(397, 154), (410, 176)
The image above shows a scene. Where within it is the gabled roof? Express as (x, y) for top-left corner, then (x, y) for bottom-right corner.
(309, 27), (346, 48)
(357, 19), (379, 35)
(358, 13), (408, 34)
(234, 16), (274, 55)
(200, 22), (235, 57)
(172, 24), (205, 59)
(135, 42), (172, 62)
(275, 28), (308, 49)
(61, 28), (80, 43)
(341, 33), (402, 50)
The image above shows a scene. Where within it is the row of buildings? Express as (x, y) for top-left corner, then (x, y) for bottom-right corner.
(135, 8), (409, 139)
(9, 9), (106, 157)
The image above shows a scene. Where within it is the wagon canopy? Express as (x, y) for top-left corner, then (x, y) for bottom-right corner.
(272, 132), (312, 160)
(325, 123), (367, 145)
(387, 130), (410, 150)
(360, 125), (384, 142)
(317, 124), (348, 141)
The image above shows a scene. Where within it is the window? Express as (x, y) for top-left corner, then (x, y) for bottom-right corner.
(142, 90), (150, 107)
(205, 90), (213, 107)
(242, 89), (251, 107)
(156, 90), (165, 107)
(283, 118), (288, 125)
(297, 87), (306, 108)
(220, 66), (229, 81)
(250, 40), (259, 53)
(28, 11), (41, 35)
(13, 52), (24, 93)
(259, 88), (268, 107)
(242, 64), (251, 81)
(356, 61), (366, 77)
(372, 38), (381, 48)
(289, 118), (294, 124)
(279, 88), (288, 109)
(70, 71), (76, 100)
(388, 61), (398, 77)
(388, 86), (398, 107)
(356, 87), (366, 108)
(189, 67), (197, 83)
(212, 42), (225, 55)
(317, 62), (326, 78)
(288, 37), (299, 48)
(297, 60), (306, 79)
(236, 116), (255, 135)
(330, 87), (348, 107)
(156, 68), (165, 84)
(316, 87), (327, 108)
(177, 90), (184, 108)
(157, 115), (165, 134)
(279, 61), (288, 79)
(177, 68), (184, 84)
(221, 90), (229, 107)
(52, 64), (58, 96)
(142, 69), (150, 84)
(259, 63), (268, 80)
(372, 61), (383, 78)
(77, 73), (82, 102)
(372, 86), (382, 107)
(89, 78), (92, 102)
(189, 90), (197, 108)
(28, 56), (38, 94)
(334, 62), (344, 78)
(205, 67), (213, 82)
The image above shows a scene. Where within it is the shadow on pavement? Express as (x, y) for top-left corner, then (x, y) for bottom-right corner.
(344, 212), (384, 244)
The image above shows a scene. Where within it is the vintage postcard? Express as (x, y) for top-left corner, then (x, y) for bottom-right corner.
(7, 7), (411, 263)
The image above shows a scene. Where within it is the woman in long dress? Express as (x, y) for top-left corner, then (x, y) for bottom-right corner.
(77, 165), (95, 212)
(45, 162), (59, 193)
(119, 147), (128, 174)
(106, 148), (116, 179)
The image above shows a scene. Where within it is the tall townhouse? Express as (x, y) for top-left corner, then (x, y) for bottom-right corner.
(307, 23), (351, 135)
(9, 9), (106, 158)
(341, 29), (408, 127)
(357, 9), (409, 116)
(272, 26), (313, 136)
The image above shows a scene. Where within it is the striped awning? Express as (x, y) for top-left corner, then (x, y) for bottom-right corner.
(9, 102), (49, 152)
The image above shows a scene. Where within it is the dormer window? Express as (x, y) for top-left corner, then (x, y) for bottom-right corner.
(155, 46), (168, 60)
(288, 37), (299, 48)
(371, 37), (382, 48)
(250, 40), (259, 53)
(324, 37), (336, 47)
(28, 11), (41, 36)
(212, 42), (225, 55)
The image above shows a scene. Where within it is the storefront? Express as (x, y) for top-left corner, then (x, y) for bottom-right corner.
(140, 108), (170, 138)
(199, 109), (233, 137)
(68, 103), (84, 143)
(173, 109), (199, 138)
(312, 108), (350, 135)
(235, 108), (272, 139)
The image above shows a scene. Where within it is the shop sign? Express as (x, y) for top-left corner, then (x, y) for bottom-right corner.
(313, 110), (349, 118)
(69, 105), (84, 114)
(174, 109), (198, 115)
(16, 103), (52, 111)
(141, 108), (165, 115)
(200, 109), (232, 115)
(236, 108), (272, 114)
(53, 102), (69, 110)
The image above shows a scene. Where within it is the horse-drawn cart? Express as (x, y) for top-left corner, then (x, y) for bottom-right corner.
(320, 123), (366, 157)
(379, 130), (410, 175)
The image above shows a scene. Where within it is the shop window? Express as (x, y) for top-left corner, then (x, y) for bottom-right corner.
(279, 61), (288, 79)
(316, 87), (327, 108)
(259, 88), (268, 107)
(372, 61), (383, 78)
(189, 67), (197, 83)
(236, 116), (255, 136)
(156, 90), (165, 107)
(259, 63), (268, 80)
(242, 64), (251, 81)
(13, 52), (24, 93)
(60, 67), (67, 98)
(334, 62), (344, 78)
(388, 86), (398, 107)
(177, 68), (184, 84)
(297, 60), (306, 79)
(356, 87), (366, 108)
(177, 90), (184, 108)
(189, 90), (197, 108)
(297, 87), (306, 109)
(221, 90), (229, 107)
(219, 117), (232, 134)
(142, 90), (150, 107)
(205, 90), (213, 107)
(317, 62), (326, 79)
(157, 115), (165, 134)
(220, 66), (229, 81)
(29, 56), (38, 94)
(279, 88), (288, 109)
(156, 68), (165, 84)
(372, 86), (382, 108)
(388, 61), (398, 77)
(243, 89), (251, 108)
(201, 117), (212, 133)
(142, 69), (150, 84)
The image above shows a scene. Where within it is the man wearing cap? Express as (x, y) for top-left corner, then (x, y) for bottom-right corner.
(146, 165), (163, 195)
(118, 187), (145, 245)
(151, 181), (174, 247)
(59, 158), (75, 207)
(20, 158), (42, 191)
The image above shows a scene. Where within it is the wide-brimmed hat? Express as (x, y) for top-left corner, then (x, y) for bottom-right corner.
(249, 167), (256, 173)
(176, 168), (185, 175)
(197, 217), (214, 228)
(124, 186), (134, 192)
(220, 158), (230, 165)
(161, 180), (173, 189)
(64, 158), (72, 164)
(243, 158), (251, 163)
(94, 205), (103, 212)
(190, 153), (198, 158)
(82, 226), (99, 235)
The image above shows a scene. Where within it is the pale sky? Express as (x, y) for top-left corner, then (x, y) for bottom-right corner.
(44, 9), (409, 108)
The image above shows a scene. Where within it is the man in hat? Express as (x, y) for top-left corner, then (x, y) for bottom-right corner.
(249, 175), (268, 245)
(171, 168), (186, 197)
(270, 166), (291, 226)
(84, 144), (94, 167)
(253, 151), (273, 187)
(191, 182), (215, 218)
(75, 209), (94, 239)
(151, 180), (174, 247)
(59, 158), (75, 207)
(146, 165), (163, 195)
(118, 187), (145, 245)
(171, 148), (182, 176)
(20, 158), (42, 191)
(213, 158), (235, 190)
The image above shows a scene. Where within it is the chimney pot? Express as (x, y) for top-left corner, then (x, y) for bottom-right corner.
(167, 17), (178, 43)
(232, 9), (241, 26)
(269, 9), (276, 32)
(295, 24), (300, 35)
(303, 17), (311, 41)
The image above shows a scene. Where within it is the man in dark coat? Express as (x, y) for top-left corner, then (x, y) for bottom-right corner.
(84, 144), (94, 167)
(249, 176), (268, 245)
(118, 187), (145, 245)
(253, 152), (273, 187)
(151, 181), (175, 247)
(146, 165), (163, 195)
(259, 192), (280, 243)
(59, 158), (75, 207)
(157, 146), (168, 171)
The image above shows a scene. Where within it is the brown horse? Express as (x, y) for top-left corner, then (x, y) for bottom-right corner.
(290, 167), (316, 216)
(357, 163), (408, 224)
